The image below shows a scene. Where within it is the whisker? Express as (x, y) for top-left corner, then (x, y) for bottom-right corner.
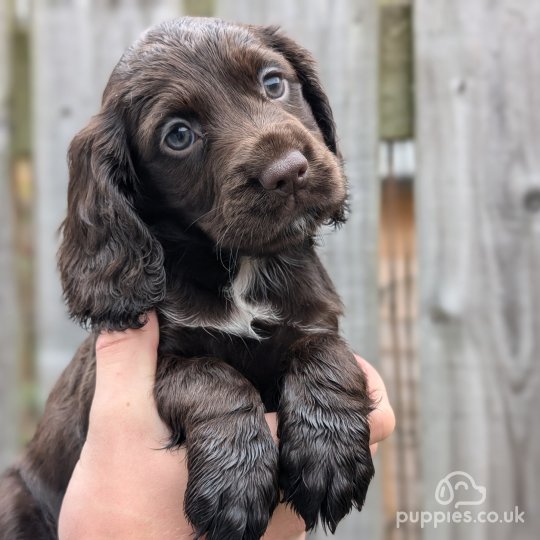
(185, 207), (220, 230)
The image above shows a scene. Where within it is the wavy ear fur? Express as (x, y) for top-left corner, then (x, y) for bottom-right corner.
(257, 26), (338, 155)
(58, 108), (165, 331)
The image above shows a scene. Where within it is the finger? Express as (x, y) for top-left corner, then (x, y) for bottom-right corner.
(263, 502), (306, 539)
(264, 412), (278, 443)
(355, 356), (396, 445)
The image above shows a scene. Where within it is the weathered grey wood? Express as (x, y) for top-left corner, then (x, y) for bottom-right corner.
(32, 0), (183, 399)
(216, 2), (381, 538)
(416, 1), (540, 539)
(0, 0), (19, 469)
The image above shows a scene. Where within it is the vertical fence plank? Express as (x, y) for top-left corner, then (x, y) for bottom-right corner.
(216, 2), (381, 538)
(0, 0), (19, 470)
(32, 0), (183, 399)
(416, 1), (540, 539)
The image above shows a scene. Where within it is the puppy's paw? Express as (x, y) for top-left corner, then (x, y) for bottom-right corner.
(184, 416), (279, 540)
(279, 408), (374, 533)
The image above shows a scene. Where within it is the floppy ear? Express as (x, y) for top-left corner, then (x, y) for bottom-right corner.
(58, 107), (165, 331)
(257, 26), (338, 155)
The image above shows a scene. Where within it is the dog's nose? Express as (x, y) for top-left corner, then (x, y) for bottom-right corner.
(259, 151), (308, 196)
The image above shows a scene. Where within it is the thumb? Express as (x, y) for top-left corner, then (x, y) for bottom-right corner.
(94, 311), (159, 390)
(90, 311), (163, 437)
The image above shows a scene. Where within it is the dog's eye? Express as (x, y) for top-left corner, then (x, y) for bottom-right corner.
(262, 73), (286, 99)
(164, 123), (197, 151)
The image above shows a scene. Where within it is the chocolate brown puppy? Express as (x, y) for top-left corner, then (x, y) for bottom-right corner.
(0, 18), (374, 540)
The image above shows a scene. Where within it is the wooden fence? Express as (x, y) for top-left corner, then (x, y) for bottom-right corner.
(1, 0), (539, 539)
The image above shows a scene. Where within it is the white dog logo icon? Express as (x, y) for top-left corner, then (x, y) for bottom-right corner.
(435, 471), (486, 508)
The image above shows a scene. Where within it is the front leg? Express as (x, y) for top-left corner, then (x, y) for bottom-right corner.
(155, 356), (279, 540)
(278, 334), (375, 533)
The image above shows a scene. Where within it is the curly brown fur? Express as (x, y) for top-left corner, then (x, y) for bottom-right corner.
(0, 18), (374, 540)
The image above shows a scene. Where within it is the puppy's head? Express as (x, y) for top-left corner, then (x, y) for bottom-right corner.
(59, 18), (347, 330)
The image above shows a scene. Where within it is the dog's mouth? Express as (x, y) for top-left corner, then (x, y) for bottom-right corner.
(277, 200), (346, 242)
(204, 183), (347, 254)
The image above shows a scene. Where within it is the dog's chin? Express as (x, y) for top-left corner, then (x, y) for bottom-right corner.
(251, 219), (316, 255)
(215, 202), (347, 256)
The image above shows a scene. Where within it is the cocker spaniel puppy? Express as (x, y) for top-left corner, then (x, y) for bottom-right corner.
(0, 17), (374, 540)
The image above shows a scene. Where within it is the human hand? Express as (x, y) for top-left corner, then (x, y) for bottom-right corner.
(58, 312), (394, 539)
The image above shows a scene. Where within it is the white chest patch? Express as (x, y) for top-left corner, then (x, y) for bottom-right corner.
(160, 257), (281, 340)
(224, 257), (281, 337)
